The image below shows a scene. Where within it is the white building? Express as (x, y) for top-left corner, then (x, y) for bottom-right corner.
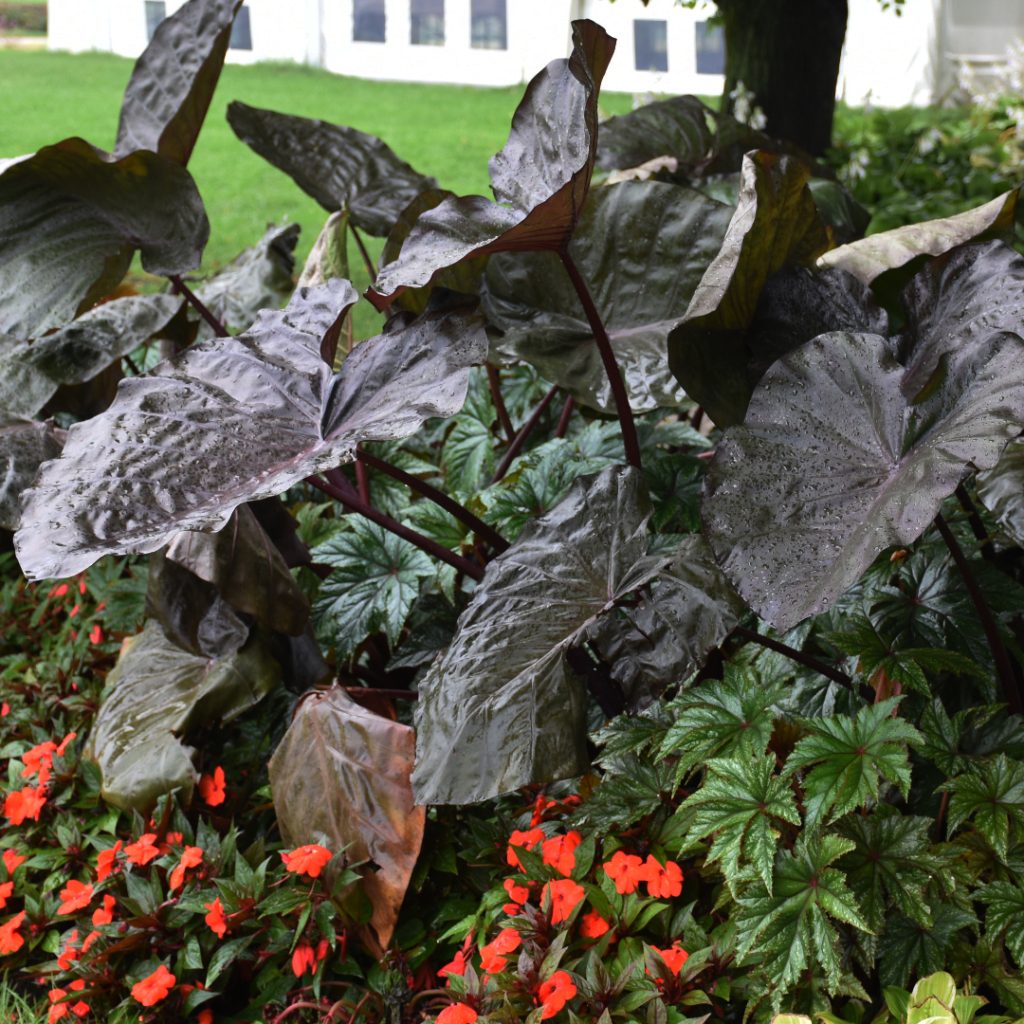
(46, 0), (1024, 107)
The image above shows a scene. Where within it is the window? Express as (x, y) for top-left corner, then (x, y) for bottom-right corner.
(634, 19), (668, 72)
(353, 0), (385, 43)
(144, 0), (165, 41)
(695, 20), (724, 74)
(229, 5), (252, 50)
(471, 0), (506, 50)
(411, 0), (444, 46)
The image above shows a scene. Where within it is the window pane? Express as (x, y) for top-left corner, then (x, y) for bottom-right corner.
(144, 0), (166, 41)
(471, 0), (506, 50)
(411, 0), (445, 45)
(695, 20), (724, 74)
(229, 5), (252, 50)
(353, 0), (385, 43)
(634, 19), (668, 72)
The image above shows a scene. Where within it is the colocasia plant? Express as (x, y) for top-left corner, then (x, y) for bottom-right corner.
(4, 1), (1024, 1021)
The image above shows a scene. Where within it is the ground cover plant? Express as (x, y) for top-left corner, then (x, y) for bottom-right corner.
(3, 2), (1024, 1022)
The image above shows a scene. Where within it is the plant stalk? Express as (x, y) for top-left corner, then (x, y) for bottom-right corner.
(169, 275), (229, 337)
(350, 223), (378, 280)
(357, 448), (509, 552)
(492, 383), (560, 483)
(307, 475), (485, 582)
(344, 687), (418, 701)
(558, 249), (641, 469)
(934, 512), (1023, 713)
(555, 395), (575, 438)
(955, 483), (995, 562)
(486, 363), (517, 443)
(733, 625), (854, 688)
(354, 453), (371, 505)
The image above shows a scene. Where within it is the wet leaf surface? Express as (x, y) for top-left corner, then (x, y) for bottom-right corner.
(0, 418), (64, 531)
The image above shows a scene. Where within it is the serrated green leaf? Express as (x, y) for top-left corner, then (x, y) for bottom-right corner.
(942, 754), (1024, 859)
(977, 881), (1024, 966)
(877, 904), (975, 989)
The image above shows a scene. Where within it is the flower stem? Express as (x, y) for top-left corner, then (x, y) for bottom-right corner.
(169, 275), (229, 337)
(558, 249), (641, 469)
(492, 383), (559, 483)
(555, 395), (575, 438)
(486, 363), (516, 443)
(732, 625), (854, 688)
(344, 687), (418, 701)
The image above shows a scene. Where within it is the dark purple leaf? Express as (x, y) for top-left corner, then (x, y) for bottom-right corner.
(0, 418), (64, 531)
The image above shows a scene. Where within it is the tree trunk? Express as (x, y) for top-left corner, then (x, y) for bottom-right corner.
(718, 0), (848, 157)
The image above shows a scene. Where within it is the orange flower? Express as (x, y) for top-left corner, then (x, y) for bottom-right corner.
(280, 844), (332, 878)
(56, 733), (76, 758)
(57, 880), (93, 915)
(131, 964), (176, 1006)
(3, 785), (48, 825)
(2, 850), (24, 876)
(502, 876), (529, 914)
(47, 979), (89, 1022)
(602, 850), (647, 895)
(95, 841), (122, 881)
(480, 926), (521, 974)
(21, 740), (57, 782)
(169, 846), (203, 892)
(0, 911), (25, 954)
(541, 832), (581, 877)
(1, 702), (9, 716)
(198, 1010), (214, 1024)
(91, 894), (116, 926)
(81, 930), (101, 954)
(438, 932), (474, 980)
(541, 879), (585, 925)
(643, 856), (683, 899)
(537, 970), (576, 1019)
(89, 624), (103, 645)
(651, 944), (689, 974)
(506, 828), (544, 869)
(204, 897), (228, 938)
(57, 930), (80, 970)
(291, 941), (318, 977)
(0, 882), (12, 910)
(198, 766), (226, 808)
(124, 834), (160, 867)
(579, 911), (610, 940)
(436, 1005), (477, 1024)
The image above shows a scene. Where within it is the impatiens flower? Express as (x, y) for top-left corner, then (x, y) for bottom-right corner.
(0, 882), (13, 910)
(81, 930), (101, 954)
(2, 850), (25, 875)
(57, 930), (80, 970)
(602, 850), (647, 895)
(204, 897), (228, 938)
(0, 911), (26, 954)
(3, 785), (48, 825)
(198, 1010), (214, 1024)
(56, 733), (76, 758)
(652, 944), (689, 974)
(95, 841), (122, 881)
(1, 702), (9, 716)
(643, 856), (683, 899)
(438, 932), (474, 980)
(541, 878), (585, 925)
(21, 740), (57, 781)
(47, 980), (89, 1022)
(57, 880), (93, 915)
(537, 970), (576, 1019)
(89, 623), (103, 645)
(281, 844), (332, 878)
(91, 894), (116, 926)
(502, 876), (529, 914)
(124, 834), (160, 867)
(579, 911), (610, 940)
(506, 827), (545, 869)
(169, 846), (203, 891)
(291, 941), (318, 977)
(541, 831), (581, 877)
(480, 926), (521, 974)
(131, 964), (176, 1006)
(436, 1004), (477, 1024)
(198, 766), (226, 807)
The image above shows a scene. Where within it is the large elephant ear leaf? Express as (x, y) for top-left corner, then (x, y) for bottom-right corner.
(704, 322), (1024, 632)
(115, 0), (243, 165)
(84, 620), (279, 811)
(268, 686), (425, 953)
(227, 101), (437, 237)
(667, 151), (832, 427)
(0, 295), (183, 420)
(370, 19), (615, 305)
(485, 180), (733, 414)
(977, 437), (1024, 548)
(0, 419), (64, 531)
(15, 281), (487, 580)
(0, 140), (209, 338)
(413, 465), (663, 806)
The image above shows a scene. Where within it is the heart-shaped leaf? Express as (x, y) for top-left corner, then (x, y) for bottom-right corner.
(484, 180), (733, 413)
(115, 0), (242, 164)
(977, 436), (1024, 547)
(227, 101), (437, 237)
(84, 620), (279, 810)
(412, 465), (665, 806)
(0, 139), (209, 338)
(0, 418), (64, 531)
(667, 151), (832, 427)
(268, 686), (425, 952)
(370, 20), (615, 305)
(0, 295), (183, 419)
(15, 281), (487, 580)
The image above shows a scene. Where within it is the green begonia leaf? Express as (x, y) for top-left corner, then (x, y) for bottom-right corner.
(84, 620), (278, 810)
(877, 904), (976, 989)
(0, 418), (64, 531)
(942, 754), (1024, 859)
(268, 686), (425, 952)
(485, 180), (733, 414)
(977, 881), (1024, 967)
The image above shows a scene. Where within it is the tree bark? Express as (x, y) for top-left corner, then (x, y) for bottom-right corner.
(718, 0), (848, 157)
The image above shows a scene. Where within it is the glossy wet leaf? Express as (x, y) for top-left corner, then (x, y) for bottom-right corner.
(227, 101), (436, 237)
(371, 20), (615, 303)
(703, 323), (1024, 632)
(942, 754), (1024, 859)
(0, 418), (64, 531)
(16, 282), (487, 580)
(877, 904), (976, 989)
(115, 0), (241, 165)
(0, 139), (209, 338)
(977, 437), (1024, 547)
(0, 294), (182, 419)
(977, 881), (1024, 966)
(268, 686), (425, 951)
(668, 151), (832, 427)
(84, 620), (279, 810)
(412, 465), (662, 805)
(485, 180), (732, 413)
